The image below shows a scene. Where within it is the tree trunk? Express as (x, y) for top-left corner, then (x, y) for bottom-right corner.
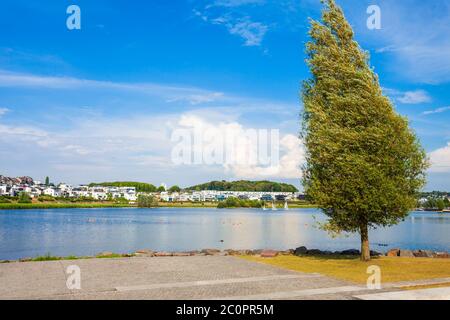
(360, 223), (370, 261)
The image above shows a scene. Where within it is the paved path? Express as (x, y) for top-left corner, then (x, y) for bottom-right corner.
(0, 256), (445, 300)
(355, 287), (450, 300)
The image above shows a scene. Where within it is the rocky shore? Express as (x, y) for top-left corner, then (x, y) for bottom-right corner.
(2, 246), (449, 263)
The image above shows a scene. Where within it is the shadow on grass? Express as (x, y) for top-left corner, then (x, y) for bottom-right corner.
(291, 254), (382, 261)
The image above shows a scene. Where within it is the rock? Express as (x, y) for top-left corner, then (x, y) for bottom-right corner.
(201, 249), (221, 256)
(340, 249), (360, 256)
(194, 252), (207, 256)
(260, 250), (279, 258)
(19, 257), (32, 262)
(370, 251), (382, 257)
(233, 250), (252, 255)
(413, 250), (434, 258)
(97, 252), (114, 257)
(434, 252), (450, 259)
(172, 252), (190, 257)
(135, 249), (154, 257)
(295, 246), (308, 256)
(154, 251), (173, 257)
(306, 249), (323, 256)
(399, 249), (415, 257)
(387, 249), (400, 257)
(224, 249), (238, 255)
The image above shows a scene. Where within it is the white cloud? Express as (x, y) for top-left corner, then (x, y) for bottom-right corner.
(360, 0), (450, 83)
(167, 92), (224, 105)
(397, 90), (432, 104)
(174, 114), (304, 179)
(382, 88), (432, 105)
(423, 106), (450, 116)
(226, 18), (268, 46)
(0, 109), (303, 183)
(0, 107), (9, 117)
(0, 69), (225, 104)
(195, 9), (268, 47)
(429, 143), (450, 173)
(210, 0), (264, 8)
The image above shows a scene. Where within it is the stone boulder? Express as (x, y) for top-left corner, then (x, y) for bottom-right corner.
(387, 249), (400, 257)
(340, 249), (360, 256)
(260, 250), (279, 258)
(306, 249), (323, 256)
(201, 249), (221, 256)
(434, 252), (450, 259)
(295, 246), (308, 256)
(154, 251), (173, 257)
(135, 249), (154, 257)
(413, 250), (434, 258)
(224, 249), (238, 256)
(399, 249), (415, 257)
(370, 251), (382, 257)
(172, 252), (190, 257)
(97, 251), (114, 257)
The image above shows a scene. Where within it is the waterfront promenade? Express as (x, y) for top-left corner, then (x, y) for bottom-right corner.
(1, 256), (449, 300)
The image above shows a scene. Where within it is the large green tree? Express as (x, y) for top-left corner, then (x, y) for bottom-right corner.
(301, 0), (429, 261)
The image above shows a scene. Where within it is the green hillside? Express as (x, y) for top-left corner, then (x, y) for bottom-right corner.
(88, 182), (157, 192)
(186, 180), (298, 192)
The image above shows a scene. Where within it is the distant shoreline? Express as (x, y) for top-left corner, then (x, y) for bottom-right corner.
(0, 202), (318, 210)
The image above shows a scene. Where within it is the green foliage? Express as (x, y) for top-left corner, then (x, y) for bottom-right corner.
(114, 197), (130, 204)
(168, 185), (181, 192)
(18, 192), (32, 204)
(89, 181), (157, 192)
(45, 176), (50, 186)
(32, 253), (61, 262)
(436, 199), (446, 211)
(38, 195), (56, 202)
(157, 186), (166, 192)
(419, 192), (450, 210)
(0, 202), (130, 210)
(188, 180), (298, 192)
(301, 0), (429, 258)
(217, 197), (263, 209)
(0, 196), (11, 203)
(137, 194), (159, 208)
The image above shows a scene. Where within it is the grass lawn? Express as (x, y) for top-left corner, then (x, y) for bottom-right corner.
(0, 202), (131, 210)
(240, 255), (450, 284)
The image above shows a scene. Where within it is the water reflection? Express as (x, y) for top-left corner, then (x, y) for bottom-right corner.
(0, 208), (448, 260)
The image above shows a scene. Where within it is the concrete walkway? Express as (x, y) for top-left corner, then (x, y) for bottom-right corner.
(0, 256), (446, 300)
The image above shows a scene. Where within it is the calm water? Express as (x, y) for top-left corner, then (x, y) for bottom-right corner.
(0, 208), (448, 260)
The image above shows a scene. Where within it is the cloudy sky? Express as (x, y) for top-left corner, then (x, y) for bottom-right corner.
(0, 0), (449, 190)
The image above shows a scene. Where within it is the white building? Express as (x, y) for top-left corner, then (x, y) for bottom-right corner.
(43, 187), (59, 197)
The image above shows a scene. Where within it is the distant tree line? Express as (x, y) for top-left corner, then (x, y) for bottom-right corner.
(89, 182), (158, 193)
(88, 180), (298, 193)
(217, 197), (263, 209)
(137, 194), (159, 208)
(187, 180), (298, 192)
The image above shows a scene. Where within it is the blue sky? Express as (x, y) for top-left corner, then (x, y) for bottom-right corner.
(0, 0), (449, 190)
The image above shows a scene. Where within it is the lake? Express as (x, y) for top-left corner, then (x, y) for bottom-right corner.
(0, 208), (448, 260)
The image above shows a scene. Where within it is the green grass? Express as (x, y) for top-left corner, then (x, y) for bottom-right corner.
(31, 253), (62, 261)
(158, 202), (218, 208)
(241, 255), (450, 284)
(0, 202), (131, 210)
